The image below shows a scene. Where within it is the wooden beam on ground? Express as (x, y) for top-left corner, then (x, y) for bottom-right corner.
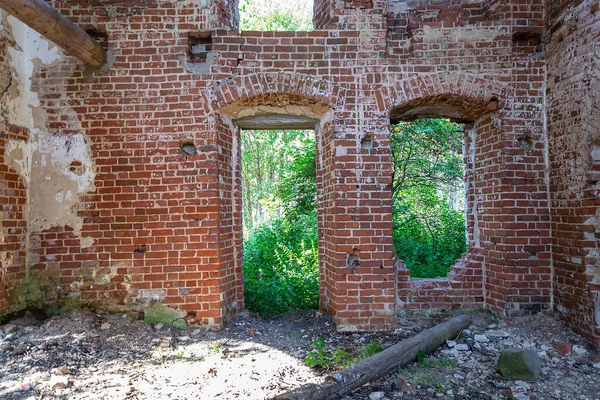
(274, 314), (471, 400)
(0, 0), (105, 67)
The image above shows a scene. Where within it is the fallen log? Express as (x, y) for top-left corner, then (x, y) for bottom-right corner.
(0, 0), (105, 67)
(274, 314), (470, 400)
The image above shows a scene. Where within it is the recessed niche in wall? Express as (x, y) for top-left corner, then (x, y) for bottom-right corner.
(187, 31), (213, 74)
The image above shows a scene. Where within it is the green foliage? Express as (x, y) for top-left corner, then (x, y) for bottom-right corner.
(390, 118), (467, 278)
(277, 138), (317, 218)
(305, 337), (352, 370)
(356, 341), (384, 360)
(243, 213), (319, 315)
(241, 130), (313, 233)
(239, 0), (314, 31)
(243, 131), (319, 316)
(416, 350), (428, 364)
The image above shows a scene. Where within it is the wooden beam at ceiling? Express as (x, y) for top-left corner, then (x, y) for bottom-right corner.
(0, 0), (105, 67)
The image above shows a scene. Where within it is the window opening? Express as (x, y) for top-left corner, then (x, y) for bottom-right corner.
(390, 118), (467, 278)
(238, 0), (314, 31)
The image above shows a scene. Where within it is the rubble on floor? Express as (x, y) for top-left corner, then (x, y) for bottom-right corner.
(0, 309), (598, 399)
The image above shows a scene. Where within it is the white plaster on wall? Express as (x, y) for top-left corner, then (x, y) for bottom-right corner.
(2, 14), (96, 241)
(422, 25), (508, 43)
(6, 131), (95, 236)
(5, 15), (62, 130)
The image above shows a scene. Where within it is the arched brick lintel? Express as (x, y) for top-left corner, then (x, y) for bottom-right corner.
(204, 72), (344, 116)
(376, 73), (510, 120)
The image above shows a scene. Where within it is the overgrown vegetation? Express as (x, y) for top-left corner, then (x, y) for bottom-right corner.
(242, 131), (319, 316)
(238, 0), (313, 31)
(305, 337), (352, 371)
(240, 0), (466, 318)
(391, 119), (467, 278)
(242, 120), (467, 316)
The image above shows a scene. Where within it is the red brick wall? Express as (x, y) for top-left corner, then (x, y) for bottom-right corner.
(546, 0), (600, 346)
(0, 0), (591, 337)
(0, 25), (28, 317)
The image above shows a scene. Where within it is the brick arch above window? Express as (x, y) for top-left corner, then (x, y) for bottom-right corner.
(377, 73), (509, 123)
(203, 72), (345, 118)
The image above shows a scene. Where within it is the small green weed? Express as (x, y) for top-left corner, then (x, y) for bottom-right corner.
(416, 350), (428, 363)
(418, 355), (457, 368)
(212, 341), (222, 353)
(305, 337), (351, 371)
(356, 341), (383, 360)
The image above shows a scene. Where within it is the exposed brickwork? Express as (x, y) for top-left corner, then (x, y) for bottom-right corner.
(546, 0), (600, 346)
(0, 0), (595, 341)
(0, 24), (28, 317)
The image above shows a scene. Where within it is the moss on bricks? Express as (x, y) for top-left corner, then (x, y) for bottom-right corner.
(144, 303), (187, 329)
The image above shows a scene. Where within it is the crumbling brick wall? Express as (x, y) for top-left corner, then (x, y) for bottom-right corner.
(0, 19), (29, 317)
(546, 0), (600, 345)
(0, 0), (595, 344)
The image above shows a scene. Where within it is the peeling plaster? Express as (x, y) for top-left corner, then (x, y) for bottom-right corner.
(6, 131), (95, 236)
(5, 16), (62, 130)
(422, 26), (509, 43)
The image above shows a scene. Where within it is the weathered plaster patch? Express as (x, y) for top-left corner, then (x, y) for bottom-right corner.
(6, 131), (95, 235)
(80, 236), (94, 248)
(422, 26), (509, 43)
(5, 16), (62, 130)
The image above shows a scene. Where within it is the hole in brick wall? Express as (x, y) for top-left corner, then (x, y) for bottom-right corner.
(518, 134), (534, 152)
(180, 139), (198, 155)
(85, 29), (109, 51)
(512, 28), (543, 53)
(487, 97), (499, 111)
(134, 244), (147, 253)
(188, 32), (213, 65)
(360, 133), (374, 152)
(69, 160), (85, 176)
(346, 249), (360, 268)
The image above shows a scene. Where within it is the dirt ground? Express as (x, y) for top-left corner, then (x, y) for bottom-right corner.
(1, 308), (599, 400)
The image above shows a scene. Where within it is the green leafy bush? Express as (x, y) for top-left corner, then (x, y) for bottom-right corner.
(243, 135), (319, 316)
(305, 337), (352, 370)
(390, 119), (467, 278)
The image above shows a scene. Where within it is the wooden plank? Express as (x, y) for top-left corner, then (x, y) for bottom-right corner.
(235, 114), (318, 130)
(0, 0), (105, 67)
(274, 314), (471, 400)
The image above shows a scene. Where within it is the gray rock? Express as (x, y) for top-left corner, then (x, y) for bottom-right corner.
(455, 344), (469, 351)
(486, 329), (510, 338)
(369, 391), (385, 400)
(498, 348), (541, 381)
(474, 334), (489, 343)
